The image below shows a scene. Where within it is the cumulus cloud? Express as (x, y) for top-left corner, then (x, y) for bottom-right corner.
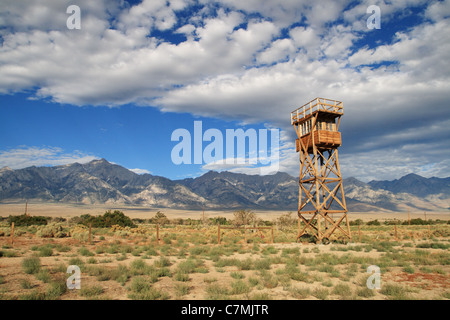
(0, 146), (97, 169)
(200, 127), (293, 176)
(129, 168), (152, 175)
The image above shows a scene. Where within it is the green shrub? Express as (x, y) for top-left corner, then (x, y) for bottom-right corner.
(381, 284), (410, 299)
(68, 257), (84, 267)
(349, 219), (364, 226)
(332, 283), (352, 298)
(2, 250), (18, 257)
(260, 271), (278, 288)
(130, 259), (149, 274)
(78, 247), (94, 257)
(76, 210), (135, 228)
(38, 246), (53, 257)
(129, 276), (149, 293)
(245, 277), (258, 288)
(206, 283), (229, 299)
(8, 214), (48, 226)
(416, 242), (449, 250)
(313, 288), (329, 300)
(402, 218), (431, 225)
(214, 258), (240, 268)
(230, 280), (250, 295)
(403, 266), (415, 274)
(22, 257), (41, 274)
(46, 280), (67, 299)
(20, 279), (33, 289)
(250, 292), (272, 300)
(36, 223), (68, 238)
(154, 256), (171, 268)
(87, 257), (97, 264)
(290, 287), (311, 299)
(36, 269), (51, 283)
(174, 283), (190, 297)
(238, 258), (253, 271)
(112, 265), (130, 285)
(262, 246), (278, 255)
(356, 287), (376, 298)
(80, 285), (104, 298)
(19, 290), (45, 300)
(149, 211), (170, 225)
(128, 276), (169, 300)
(254, 258), (272, 270)
(55, 244), (71, 252)
(367, 220), (381, 226)
(230, 272), (245, 280)
(174, 272), (190, 282)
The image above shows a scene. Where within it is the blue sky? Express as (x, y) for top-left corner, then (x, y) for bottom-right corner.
(0, 0), (449, 181)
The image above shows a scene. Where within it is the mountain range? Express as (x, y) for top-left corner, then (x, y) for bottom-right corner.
(0, 159), (449, 212)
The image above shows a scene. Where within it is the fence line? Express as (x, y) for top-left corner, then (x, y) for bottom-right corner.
(3, 220), (447, 246)
(10, 222), (14, 246)
(217, 225), (274, 245)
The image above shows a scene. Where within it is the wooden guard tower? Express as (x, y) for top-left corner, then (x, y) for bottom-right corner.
(291, 98), (351, 243)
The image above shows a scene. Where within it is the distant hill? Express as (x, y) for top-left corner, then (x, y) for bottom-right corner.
(368, 173), (450, 197)
(0, 159), (449, 212)
(0, 159), (206, 209)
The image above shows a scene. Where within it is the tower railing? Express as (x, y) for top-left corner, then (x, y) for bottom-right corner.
(291, 97), (343, 125)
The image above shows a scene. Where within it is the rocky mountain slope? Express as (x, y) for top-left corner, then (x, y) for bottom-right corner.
(0, 159), (448, 212)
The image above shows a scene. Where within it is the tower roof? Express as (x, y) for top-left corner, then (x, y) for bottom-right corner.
(291, 97), (343, 125)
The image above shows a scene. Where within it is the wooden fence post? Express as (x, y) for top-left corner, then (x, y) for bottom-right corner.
(10, 222), (14, 246)
(217, 224), (221, 245)
(358, 225), (362, 242)
(156, 224), (160, 244)
(244, 227), (247, 244)
(394, 224), (398, 240)
(88, 223), (92, 244)
(271, 227), (274, 244)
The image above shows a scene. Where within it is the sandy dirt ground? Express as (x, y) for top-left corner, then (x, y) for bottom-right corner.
(1, 234), (449, 300)
(1, 202), (449, 300)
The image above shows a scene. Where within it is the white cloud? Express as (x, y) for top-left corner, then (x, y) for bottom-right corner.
(200, 127), (292, 176)
(0, 146), (97, 169)
(339, 143), (450, 182)
(129, 168), (152, 175)
(289, 26), (321, 53)
(426, 0), (450, 21)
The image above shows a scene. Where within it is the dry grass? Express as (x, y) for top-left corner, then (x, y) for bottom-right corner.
(0, 206), (449, 300)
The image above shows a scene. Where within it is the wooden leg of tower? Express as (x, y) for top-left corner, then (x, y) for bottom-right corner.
(297, 213), (320, 240)
(317, 215), (321, 243)
(297, 214), (310, 238)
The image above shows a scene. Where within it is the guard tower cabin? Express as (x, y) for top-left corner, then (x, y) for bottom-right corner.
(290, 97), (351, 243)
(291, 98), (343, 153)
